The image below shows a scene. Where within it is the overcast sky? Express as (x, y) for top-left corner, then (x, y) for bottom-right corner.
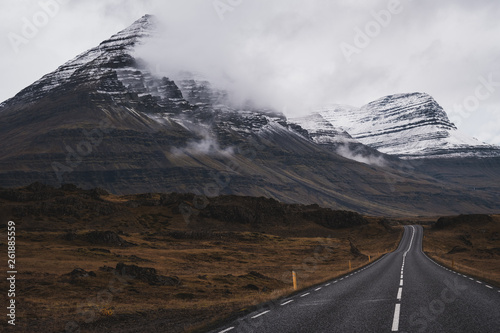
(1, 0), (499, 145)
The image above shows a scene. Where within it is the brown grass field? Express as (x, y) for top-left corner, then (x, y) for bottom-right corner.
(422, 214), (500, 288)
(1, 222), (402, 333)
(1, 185), (499, 332)
(0, 186), (403, 332)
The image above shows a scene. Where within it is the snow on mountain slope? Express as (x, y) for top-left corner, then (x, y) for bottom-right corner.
(173, 71), (228, 106)
(288, 113), (392, 167)
(1, 14), (498, 161)
(0, 14), (301, 144)
(316, 93), (500, 158)
(0, 15), (157, 109)
(288, 113), (357, 144)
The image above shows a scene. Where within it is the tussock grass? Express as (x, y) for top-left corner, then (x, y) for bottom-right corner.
(422, 214), (500, 288)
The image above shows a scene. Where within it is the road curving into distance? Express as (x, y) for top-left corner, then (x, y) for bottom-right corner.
(208, 225), (500, 333)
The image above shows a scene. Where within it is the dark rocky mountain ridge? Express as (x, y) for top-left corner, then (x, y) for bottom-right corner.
(0, 15), (499, 216)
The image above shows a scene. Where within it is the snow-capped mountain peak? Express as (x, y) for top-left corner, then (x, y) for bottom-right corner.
(315, 92), (499, 158)
(0, 15), (157, 109)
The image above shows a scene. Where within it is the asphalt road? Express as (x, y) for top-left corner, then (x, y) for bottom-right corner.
(208, 225), (500, 333)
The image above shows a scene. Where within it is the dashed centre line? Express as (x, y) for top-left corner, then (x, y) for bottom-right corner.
(218, 327), (234, 333)
(392, 225), (414, 331)
(300, 292), (310, 297)
(280, 300), (294, 306)
(391, 303), (401, 331)
(397, 287), (402, 300)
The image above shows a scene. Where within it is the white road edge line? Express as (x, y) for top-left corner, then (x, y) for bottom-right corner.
(280, 300), (294, 306)
(251, 310), (270, 319)
(391, 303), (401, 331)
(300, 292), (310, 297)
(315, 287), (322, 291)
(218, 327), (234, 333)
(400, 279), (403, 286)
(485, 285), (493, 289)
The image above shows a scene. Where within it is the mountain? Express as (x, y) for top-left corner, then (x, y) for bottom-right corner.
(312, 93), (500, 159)
(0, 15), (499, 216)
(1, 15), (156, 108)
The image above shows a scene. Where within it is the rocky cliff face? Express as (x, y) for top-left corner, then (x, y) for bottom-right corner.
(288, 113), (389, 164)
(289, 113), (356, 145)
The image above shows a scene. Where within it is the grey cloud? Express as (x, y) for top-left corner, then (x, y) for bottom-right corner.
(1, 0), (499, 144)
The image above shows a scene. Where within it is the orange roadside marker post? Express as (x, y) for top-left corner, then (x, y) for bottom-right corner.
(292, 271), (297, 290)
